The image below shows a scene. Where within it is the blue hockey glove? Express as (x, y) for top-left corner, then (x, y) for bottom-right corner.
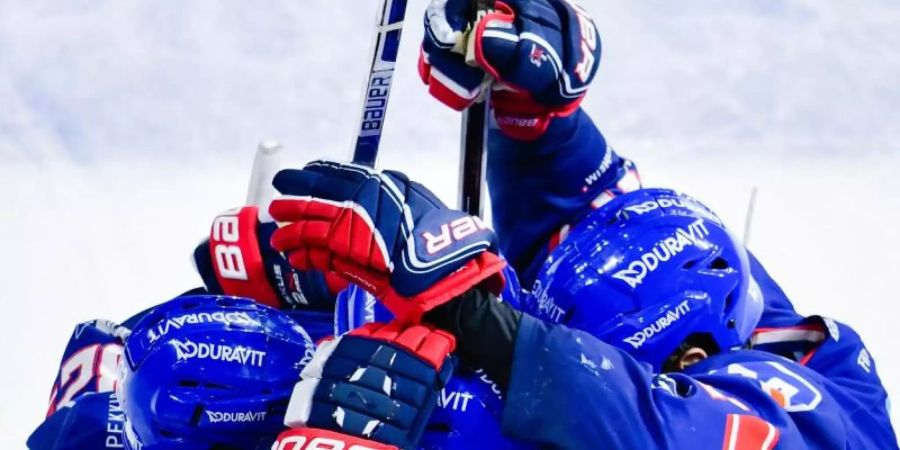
(193, 206), (347, 311)
(420, 0), (602, 139)
(269, 160), (506, 323)
(282, 322), (457, 450)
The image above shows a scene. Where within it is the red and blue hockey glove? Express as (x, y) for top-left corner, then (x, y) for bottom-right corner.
(269, 160), (506, 323)
(193, 206), (347, 311)
(420, 0), (602, 140)
(280, 322), (456, 450)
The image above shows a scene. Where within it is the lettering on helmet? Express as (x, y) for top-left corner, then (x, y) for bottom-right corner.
(478, 371), (503, 397)
(205, 410), (268, 424)
(612, 219), (710, 288)
(623, 300), (692, 349)
(171, 340), (266, 367)
(530, 280), (567, 323)
(147, 311), (261, 343)
(622, 197), (687, 216)
(437, 389), (475, 412)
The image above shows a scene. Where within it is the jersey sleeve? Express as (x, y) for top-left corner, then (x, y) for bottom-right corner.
(42, 320), (127, 419)
(28, 392), (126, 450)
(487, 109), (640, 287)
(499, 315), (878, 450)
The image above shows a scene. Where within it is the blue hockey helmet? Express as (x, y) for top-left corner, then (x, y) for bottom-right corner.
(525, 188), (764, 372)
(421, 367), (536, 450)
(117, 295), (316, 450)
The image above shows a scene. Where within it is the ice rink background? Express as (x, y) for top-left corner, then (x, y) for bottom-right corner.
(2, 0), (899, 446)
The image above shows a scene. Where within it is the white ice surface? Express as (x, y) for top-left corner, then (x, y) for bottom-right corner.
(1, 0), (899, 447)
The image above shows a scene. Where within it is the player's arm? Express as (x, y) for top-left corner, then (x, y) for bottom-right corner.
(425, 292), (791, 449)
(41, 319), (128, 419)
(31, 318), (132, 449)
(419, 0), (640, 282)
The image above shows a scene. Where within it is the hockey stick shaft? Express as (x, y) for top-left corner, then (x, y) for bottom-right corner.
(743, 186), (758, 246)
(458, 0), (495, 216)
(246, 140), (285, 220)
(351, 0), (409, 167)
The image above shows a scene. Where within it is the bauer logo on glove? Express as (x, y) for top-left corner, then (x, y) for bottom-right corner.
(269, 160), (505, 323)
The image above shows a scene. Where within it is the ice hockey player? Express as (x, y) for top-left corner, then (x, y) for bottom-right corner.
(258, 2), (895, 446)
(264, 163), (898, 449)
(28, 292), (527, 450)
(27, 295), (317, 449)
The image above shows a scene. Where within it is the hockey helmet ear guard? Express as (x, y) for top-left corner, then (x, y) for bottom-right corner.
(525, 188), (764, 372)
(116, 295), (316, 450)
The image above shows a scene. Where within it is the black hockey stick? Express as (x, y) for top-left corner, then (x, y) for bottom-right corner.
(458, 0), (495, 217)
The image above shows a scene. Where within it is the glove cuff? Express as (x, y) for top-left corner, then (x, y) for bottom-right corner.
(208, 206), (280, 307)
(491, 88), (584, 140)
(381, 252), (507, 323)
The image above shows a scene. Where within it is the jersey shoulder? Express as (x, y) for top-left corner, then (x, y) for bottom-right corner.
(43, 319), (128, 418)
(692, 343), (898, 449)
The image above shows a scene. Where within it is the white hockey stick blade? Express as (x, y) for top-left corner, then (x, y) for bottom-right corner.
(246, 140), (285, 221)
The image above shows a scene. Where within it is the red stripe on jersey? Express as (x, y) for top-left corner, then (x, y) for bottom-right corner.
(722, 414), (780, 450)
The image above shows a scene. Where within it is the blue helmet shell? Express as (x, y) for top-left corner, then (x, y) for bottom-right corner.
(525, 188), (764, 372)
(421, 366), (536, 450)
(117, 295), (316, 450)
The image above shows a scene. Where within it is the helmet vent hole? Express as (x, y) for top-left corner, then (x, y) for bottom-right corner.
(181, 300), (200, 310)
(268, 400), (289, 415)
(708, 257), (729, 270)
(561, 307), (576, 324)
(178, 380), (199, 387)
(190, 406), (204, 425)
(724, 291), (736, 314)
(217, 297), (237, 307)
(426, 423), (453, 433)
(682, 259), (699, 270)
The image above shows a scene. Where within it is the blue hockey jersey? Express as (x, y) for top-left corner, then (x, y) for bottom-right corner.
(27, 305), (334, 450)
(487, 108), (641, 287)
(485, 107), (896, 448)
(501, 312), (897, 449)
